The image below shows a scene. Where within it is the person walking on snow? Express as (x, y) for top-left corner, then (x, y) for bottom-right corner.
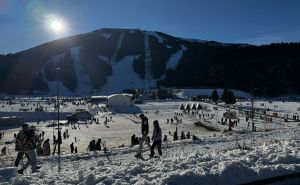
(70, 142), (74, 153)
(14, 124), (29, 167)
(150, 120), (162, 157)
(18, 126), (40, 174)
(135, 114), (151, 158)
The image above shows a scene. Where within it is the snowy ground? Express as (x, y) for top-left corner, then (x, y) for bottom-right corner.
(0, 99), (300, 184)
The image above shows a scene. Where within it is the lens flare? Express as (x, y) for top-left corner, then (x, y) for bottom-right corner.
(45, 15), (67, 34)
(50, 19), (63, 32)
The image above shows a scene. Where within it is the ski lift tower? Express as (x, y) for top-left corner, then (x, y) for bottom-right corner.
(251, 88), (259, 132)
(56, 68), (62, 155)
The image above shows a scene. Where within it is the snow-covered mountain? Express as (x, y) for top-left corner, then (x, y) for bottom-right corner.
(0, 28), (247, 96)
(0, 28), (300, 96)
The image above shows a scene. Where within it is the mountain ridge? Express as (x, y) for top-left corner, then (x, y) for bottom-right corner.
(0, 28), (300, 97)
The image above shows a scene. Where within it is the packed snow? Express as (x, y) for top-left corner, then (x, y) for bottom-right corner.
(0, 98), (299, 184)
(100, 33), (111, 39)
(70, 47), (93, 95)
(145, 31), (165, 44)
(144, 34), (155, 89)
(107, 55), (148, 93)
(111, 33), (125, 64)
(97, 56), (110, 64)
(165, 45), (187, 71)
(41, 53), (73, 96)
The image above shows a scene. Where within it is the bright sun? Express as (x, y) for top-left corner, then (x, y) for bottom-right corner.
(50, 20), (63, 32)
(45, 15), (67, 34)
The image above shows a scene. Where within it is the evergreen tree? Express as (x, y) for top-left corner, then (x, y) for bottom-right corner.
(224, 90), (236, 104)
(211, 89), (219, 103)
(222, 88), (228, 102)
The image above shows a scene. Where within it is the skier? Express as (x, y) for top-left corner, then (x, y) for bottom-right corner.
(150, 120), (162, 157)
(135, 114), (151, 159)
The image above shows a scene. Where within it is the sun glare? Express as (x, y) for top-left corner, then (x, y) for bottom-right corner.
(50, 20), (63, 32)
(45, 15), (67, 34)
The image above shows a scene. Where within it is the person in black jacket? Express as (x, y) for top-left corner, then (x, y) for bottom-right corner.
(95, 139), (102, 151)
(17, 126), (40, 174)
(14, 124), (29, 167)
(70, 142), (74, 153)
(173, 127), (178, 141)
(135, 114), (151, 158)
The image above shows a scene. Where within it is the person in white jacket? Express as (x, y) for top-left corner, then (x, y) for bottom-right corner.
(150, 120), (162, 157)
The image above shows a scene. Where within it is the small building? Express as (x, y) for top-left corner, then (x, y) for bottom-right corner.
(146, 88), (173, 99)
(191, 104), (197, 109)
(67, 111), (93, 122)
(108, 94), (133, 107)
(88, 96), (107, 104)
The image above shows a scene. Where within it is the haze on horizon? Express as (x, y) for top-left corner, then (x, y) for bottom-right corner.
(0, 0), (300, 54)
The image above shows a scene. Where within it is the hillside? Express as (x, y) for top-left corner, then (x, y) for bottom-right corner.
(0, 28), (300, 96)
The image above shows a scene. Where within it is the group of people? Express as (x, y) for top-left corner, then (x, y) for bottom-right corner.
(70, 142), (78, 153)
(130, 134), (140, 146)
(135, 114), (162, 158)
(172, 127), (191, 141)
(88, 138), (106, 152)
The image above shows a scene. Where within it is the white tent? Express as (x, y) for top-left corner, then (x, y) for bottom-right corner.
(185, 104), (191, 110)
(196, 103), (202, 109)
(179, 104), (185, 110)
(108, 94), (133, 107)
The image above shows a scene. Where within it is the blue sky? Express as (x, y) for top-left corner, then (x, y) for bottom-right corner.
(0, 0), (300, 54)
